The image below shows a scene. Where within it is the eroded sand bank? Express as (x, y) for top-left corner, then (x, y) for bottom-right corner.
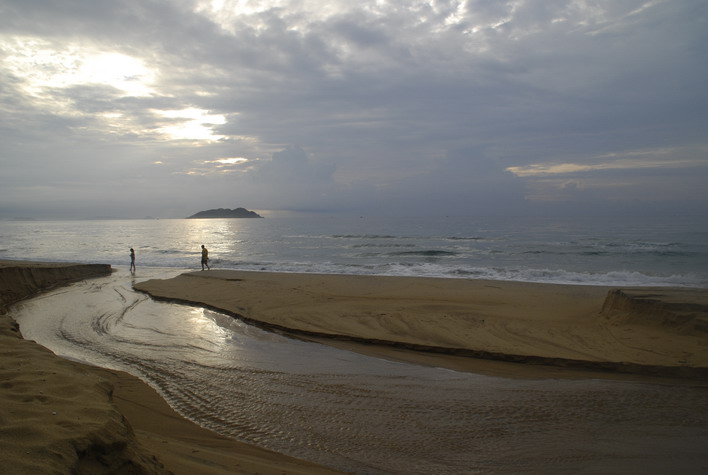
(0, 261), (340, 475)
(136, 270), (708, 379)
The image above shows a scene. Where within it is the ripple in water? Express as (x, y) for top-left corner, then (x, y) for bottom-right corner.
(13, 271), (708, 474)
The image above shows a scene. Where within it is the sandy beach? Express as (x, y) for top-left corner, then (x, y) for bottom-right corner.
(2, 261), (707, 473)
(0, 261), (341, 474)
(136, 269), (708, 379)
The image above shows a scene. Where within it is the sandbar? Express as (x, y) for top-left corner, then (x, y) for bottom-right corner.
(136, 269), (708, 380)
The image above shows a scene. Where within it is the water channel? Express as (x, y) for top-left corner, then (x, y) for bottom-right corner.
(12, 270), (708, 473)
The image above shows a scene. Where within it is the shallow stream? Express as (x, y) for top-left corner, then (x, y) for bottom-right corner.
(12, 269), (708, 473)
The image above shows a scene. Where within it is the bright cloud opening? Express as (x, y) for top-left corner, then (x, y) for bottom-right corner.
(2, 37), (155, 98)
(205, 157), (249, 165)
(155, 108), (227, 141)
(506, 148), (707, 177)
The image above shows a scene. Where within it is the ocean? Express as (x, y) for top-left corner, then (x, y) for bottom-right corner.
(2, 214), (707, 287)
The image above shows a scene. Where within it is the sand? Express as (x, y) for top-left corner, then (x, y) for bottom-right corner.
(135, 270), (708, 379)
(2, 261), (707, 474)
(0, 261), (341, 475)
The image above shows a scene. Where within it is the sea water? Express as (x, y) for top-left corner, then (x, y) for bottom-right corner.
(1, 214), (706, 286)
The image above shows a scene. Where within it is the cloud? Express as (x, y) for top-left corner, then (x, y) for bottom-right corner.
(507, 146), (708, 177)
(509, 145), (708, 215)
(0, 0), (706, 218)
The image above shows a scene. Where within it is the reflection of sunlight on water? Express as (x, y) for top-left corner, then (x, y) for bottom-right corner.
(181, 307), (234, 362)
(185, 219), (216, 249)
(184, 219), (248, 259)
(188, 307), (224, 336)
(177, 306), (281, 369)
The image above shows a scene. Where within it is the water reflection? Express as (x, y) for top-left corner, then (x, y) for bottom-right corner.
(184, 218), (251, 265)
(12, 270), (708, 474)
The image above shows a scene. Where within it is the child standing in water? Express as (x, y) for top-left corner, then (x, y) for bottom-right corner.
(130, 248), (136, 273)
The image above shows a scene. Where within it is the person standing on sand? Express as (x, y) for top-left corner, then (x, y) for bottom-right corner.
(201, 245), (210, 270)
(130, 248), (136, 273)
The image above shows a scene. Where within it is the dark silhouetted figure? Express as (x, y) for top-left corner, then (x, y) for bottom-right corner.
(130, 248), (136, 273)
(201, 245), (210, 270)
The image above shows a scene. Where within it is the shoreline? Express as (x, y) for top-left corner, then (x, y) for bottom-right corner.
(0, 260), (341, 474)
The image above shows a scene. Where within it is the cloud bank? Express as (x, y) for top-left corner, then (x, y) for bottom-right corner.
(1, 0), (706, 218)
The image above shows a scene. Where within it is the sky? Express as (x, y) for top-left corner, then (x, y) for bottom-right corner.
(1, 0), (707, 219)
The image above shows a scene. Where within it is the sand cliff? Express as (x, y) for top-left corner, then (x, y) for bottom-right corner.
(0, 261), (167, 474)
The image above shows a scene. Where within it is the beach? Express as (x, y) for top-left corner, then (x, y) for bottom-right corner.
(2, 261), (707, 473)
(0, 261), (341, 474)
(136, 269), (708, 379)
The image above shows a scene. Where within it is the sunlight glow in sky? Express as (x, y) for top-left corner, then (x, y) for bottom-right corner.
(155, 108), (227, 141)
(206, 158), (249, 165)
(507, 147), (707, 177)
(0, 0), (706, 218)
(3, 38), (155, 98)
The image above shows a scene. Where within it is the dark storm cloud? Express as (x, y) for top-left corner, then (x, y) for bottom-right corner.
(0, 0), (706, 218)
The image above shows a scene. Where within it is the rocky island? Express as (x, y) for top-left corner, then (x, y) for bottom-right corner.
(186, 207), (263, 219)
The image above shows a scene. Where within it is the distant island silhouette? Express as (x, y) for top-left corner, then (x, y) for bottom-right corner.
(187, 207), (263, 219)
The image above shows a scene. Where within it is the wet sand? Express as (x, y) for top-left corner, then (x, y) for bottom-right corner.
(0, 260), (341, 474)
